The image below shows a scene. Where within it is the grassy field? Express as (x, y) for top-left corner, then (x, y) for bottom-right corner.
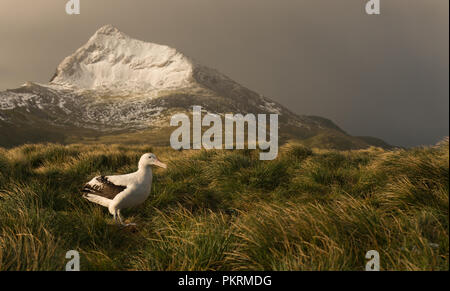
(0, 139), (448, 271)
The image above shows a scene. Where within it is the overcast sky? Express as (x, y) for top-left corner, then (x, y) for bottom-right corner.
(0, 0), (448, 147)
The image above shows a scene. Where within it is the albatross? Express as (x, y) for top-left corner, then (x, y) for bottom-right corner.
(82, 153), (167, 226)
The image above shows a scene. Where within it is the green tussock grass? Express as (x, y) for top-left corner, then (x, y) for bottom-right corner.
(0, 139), (448, 271)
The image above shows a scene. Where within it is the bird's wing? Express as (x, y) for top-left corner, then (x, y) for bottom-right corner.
(82, 176), (127, 200)
(105, 172), (137, 186)
(83, 194), (112, 208)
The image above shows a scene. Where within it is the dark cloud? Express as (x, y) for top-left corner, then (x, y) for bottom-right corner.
(0, 0), (448, 147)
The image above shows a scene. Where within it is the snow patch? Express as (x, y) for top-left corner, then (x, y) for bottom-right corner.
(260, 100), (282, 115)
(0, 92), (37, 110)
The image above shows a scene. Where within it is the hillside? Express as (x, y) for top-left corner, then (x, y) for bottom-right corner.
(0, 139), (447, 270)
(0, 25), (390, 149)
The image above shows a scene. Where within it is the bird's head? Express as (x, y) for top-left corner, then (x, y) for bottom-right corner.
(139, 153), (167, 169)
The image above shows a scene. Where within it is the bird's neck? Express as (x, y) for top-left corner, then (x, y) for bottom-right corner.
(136, 166), (153, 182)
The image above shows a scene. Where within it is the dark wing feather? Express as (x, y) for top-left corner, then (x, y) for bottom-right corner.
(82, 176), (127, 200)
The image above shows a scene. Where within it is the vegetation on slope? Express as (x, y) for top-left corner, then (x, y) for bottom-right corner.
(0, 139), (448, 270)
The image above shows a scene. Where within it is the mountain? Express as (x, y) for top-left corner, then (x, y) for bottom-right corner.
(0, 25), (390, 149)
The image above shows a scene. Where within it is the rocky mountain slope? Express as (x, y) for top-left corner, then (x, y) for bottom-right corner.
(0, 25), (389, 149)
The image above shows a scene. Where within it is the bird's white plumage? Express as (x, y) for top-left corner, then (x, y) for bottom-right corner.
(82, 153), (166, 226)
(83, 194), (111, 208)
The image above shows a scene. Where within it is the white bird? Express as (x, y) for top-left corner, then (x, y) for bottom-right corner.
(82, 153), (167, 226)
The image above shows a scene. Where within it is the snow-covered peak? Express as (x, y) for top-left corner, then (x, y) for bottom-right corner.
(50, 25), (196, 94)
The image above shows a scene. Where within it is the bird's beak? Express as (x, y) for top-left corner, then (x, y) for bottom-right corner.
(154, 160), (167, 169)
